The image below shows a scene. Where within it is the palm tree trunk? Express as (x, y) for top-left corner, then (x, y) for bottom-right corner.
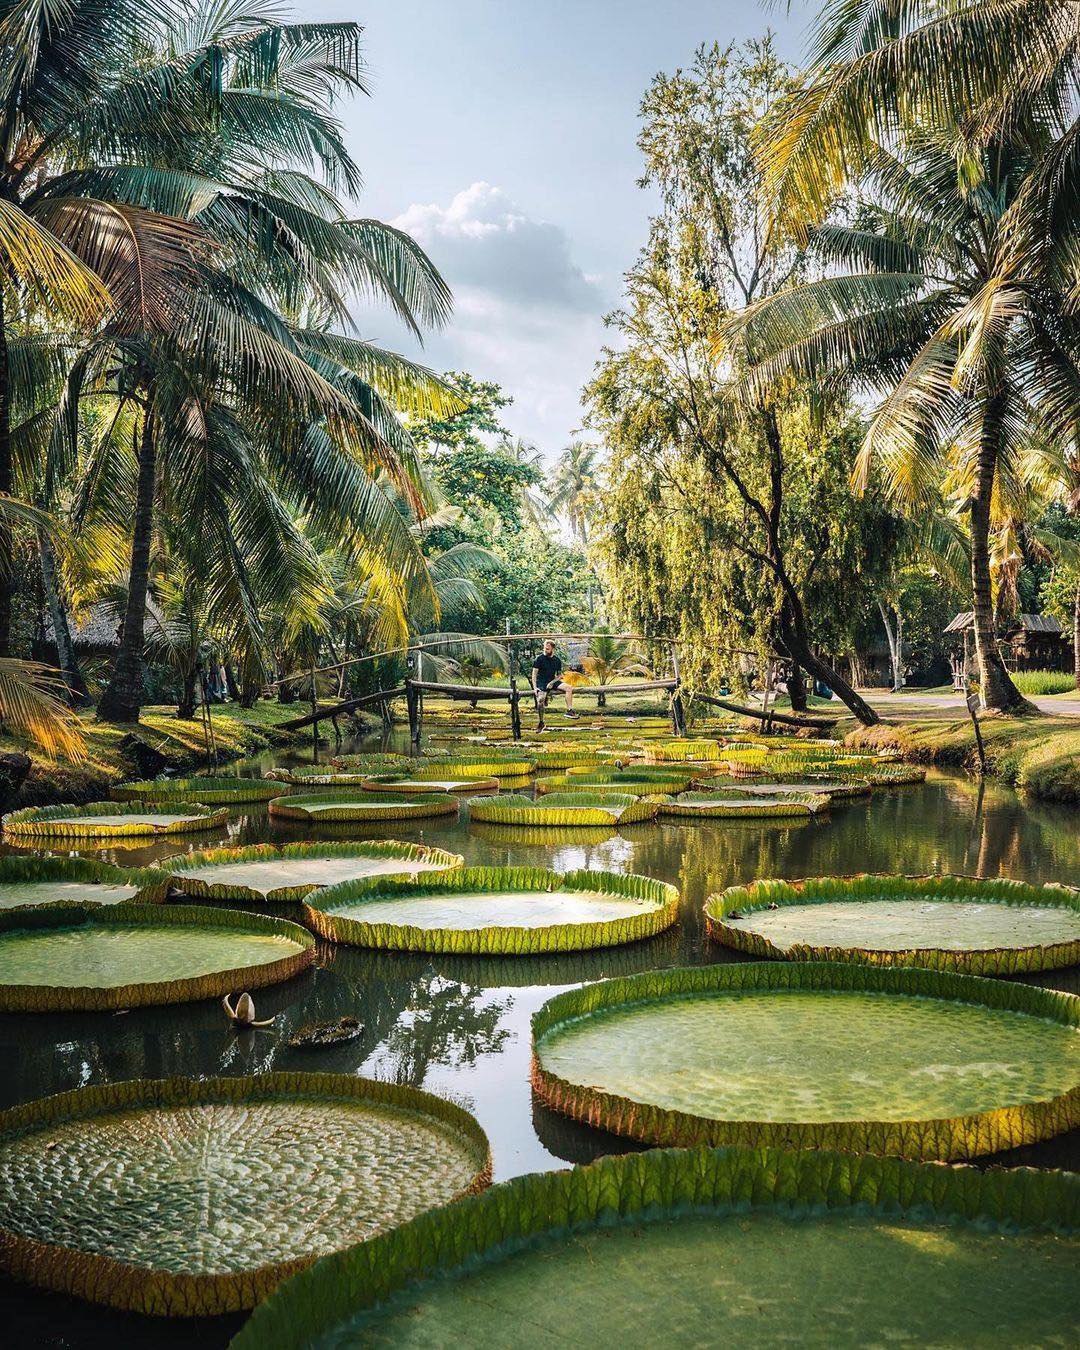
(0, 292), (13, 657)
(969, 411), (1027, 712)
(177, 665), (197, 719)
(1073, 580), (1080, 692)
(98, 401), (157, 723)
(38, 527), (89, 705)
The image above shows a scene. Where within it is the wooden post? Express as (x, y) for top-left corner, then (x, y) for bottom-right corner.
(761, 658), (776, 734)
(406, 663), (420, 747)
(966, 690), (987, 776)
(380, 695), (393, 731)
(506, 620), (521, 741)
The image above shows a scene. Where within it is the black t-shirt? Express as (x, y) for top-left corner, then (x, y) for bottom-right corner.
(532, 652), (562, 690)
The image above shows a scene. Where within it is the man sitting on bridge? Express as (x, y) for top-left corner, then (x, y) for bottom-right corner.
(532, 639), (578, 717)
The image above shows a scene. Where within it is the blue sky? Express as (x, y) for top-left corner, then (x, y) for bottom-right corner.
(321, 1), (811, 455)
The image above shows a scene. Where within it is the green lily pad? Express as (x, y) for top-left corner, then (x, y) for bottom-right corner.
(532, 962), (1080, 1159)
(267, 792), (458, 823)
(162, 841), (464, 904)
(362, 773), (501, 794)
(112, 777), (287, 804)
(708, 874), (1080, 974)
(305, 866), (679, 954)
(656, 789), (830, 817)
(0, 855), (168, 910)
(0, 903), (314, 1011)
(229, 1146), (1080, 1350)
(467, 791), (657, 827)
(2, 800), (229, 839)
(0, 1072), (491, 1315)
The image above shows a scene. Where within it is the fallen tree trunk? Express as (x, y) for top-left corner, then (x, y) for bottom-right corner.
(692, 692), (839, 730)
(277, 687), (405, 732)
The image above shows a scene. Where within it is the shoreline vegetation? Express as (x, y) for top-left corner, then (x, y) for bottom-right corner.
(846, 718), (1080, 807)
(0, 702), (345, 809)
(1, 686), (1077, 810)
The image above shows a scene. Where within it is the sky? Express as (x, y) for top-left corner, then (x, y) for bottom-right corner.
(318, 1), (812, 457)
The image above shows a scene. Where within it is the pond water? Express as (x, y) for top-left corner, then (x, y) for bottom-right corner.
(2, 731), (1079, 1347)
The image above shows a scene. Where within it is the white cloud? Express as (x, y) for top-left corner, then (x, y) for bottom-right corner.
(390, 183), (610, 454)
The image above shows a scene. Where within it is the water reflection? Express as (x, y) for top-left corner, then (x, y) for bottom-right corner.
(2, 739), (1079, 1347)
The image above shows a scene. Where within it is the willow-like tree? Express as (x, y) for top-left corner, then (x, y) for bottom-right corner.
(587, 39), (881, 723)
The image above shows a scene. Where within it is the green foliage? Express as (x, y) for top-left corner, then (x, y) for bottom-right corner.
(1011, 670), (1075, 695)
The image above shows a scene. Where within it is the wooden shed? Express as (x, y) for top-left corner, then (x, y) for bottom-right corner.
(944, 612), (1072, 689)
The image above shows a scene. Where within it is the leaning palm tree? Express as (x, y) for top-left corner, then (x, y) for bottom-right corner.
(730, 132), (1080, 710)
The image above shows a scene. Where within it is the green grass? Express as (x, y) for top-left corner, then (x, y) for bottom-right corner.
(847, 717), (1080, 805)
(1010, 670), (1077, 696)
(0, 701), (316, 808)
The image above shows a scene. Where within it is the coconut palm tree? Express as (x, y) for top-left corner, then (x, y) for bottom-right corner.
(28, 3), (460, 723)
(579, 633), (651, 708)
(548, 442), (599, 544)
(0, 0), (221, 655)
(731, 132), (1080, 710)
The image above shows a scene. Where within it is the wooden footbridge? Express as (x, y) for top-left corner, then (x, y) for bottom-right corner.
(273, 631), (837, 746)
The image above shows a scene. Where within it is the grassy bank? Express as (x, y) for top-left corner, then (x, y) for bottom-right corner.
(847, 715), (1080, 806)
(0, 701), (337, 808)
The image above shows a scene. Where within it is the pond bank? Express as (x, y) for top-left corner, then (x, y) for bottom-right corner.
(847, 716), (1080, 806)
(1, 701), (360, 808)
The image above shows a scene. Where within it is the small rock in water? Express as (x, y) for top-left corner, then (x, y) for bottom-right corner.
(288, 1015), (363, 1049)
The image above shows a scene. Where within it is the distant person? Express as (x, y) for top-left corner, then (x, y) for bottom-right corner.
(532, 639), (578, 717)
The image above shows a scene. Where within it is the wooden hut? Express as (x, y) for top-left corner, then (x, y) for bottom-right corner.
(1001, 614), (1071, 672)
(944, 612), (1072, 689)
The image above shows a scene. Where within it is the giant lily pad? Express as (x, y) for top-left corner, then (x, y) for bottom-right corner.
(0, 903), (314, 1011)
(230, 1146), (1080, 1350)
(162, 841), (464, 905)
(0, 1072), (491, 1315)
(532, 962), (1080, 1159)
(0, 855), (168, 910)
(304, 866), (679, 955)
(416, 754), (536, 779)
(361, 772), (501, 795)
(466, 791), (657, 827)
(267, 791), (458, 823)
(708, 874), (1080, 975)
(112, 777), (287, 804)
(2, 800), (229, 839)
(535, 773), (685, 797)
(650, 739), (723, 761)
(656, 789), (830, 818)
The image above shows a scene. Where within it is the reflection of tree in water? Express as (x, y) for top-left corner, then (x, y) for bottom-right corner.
(374, 972), (512, 1088)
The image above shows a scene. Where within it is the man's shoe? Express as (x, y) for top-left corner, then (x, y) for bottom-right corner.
(565, 711), (580, 718)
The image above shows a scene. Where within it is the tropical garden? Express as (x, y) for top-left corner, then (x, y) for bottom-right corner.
(0, 2), (1078, 1347)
